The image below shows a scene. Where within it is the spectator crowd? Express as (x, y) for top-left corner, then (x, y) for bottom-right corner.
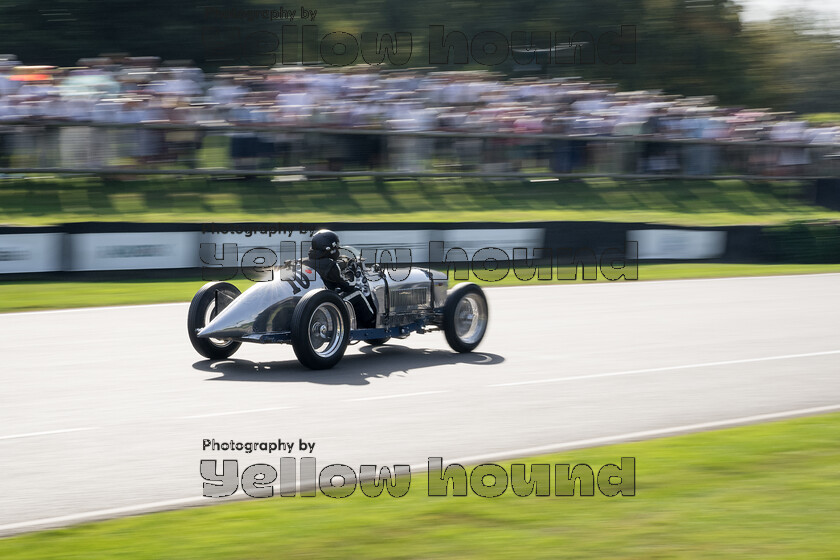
(0, 54), (837, 177)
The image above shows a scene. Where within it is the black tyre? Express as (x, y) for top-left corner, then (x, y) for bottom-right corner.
(364, 337), (391, 346)
(187, 282), (242, 360)
(291, 289), (351, 370)
(443, 283), (489, 353)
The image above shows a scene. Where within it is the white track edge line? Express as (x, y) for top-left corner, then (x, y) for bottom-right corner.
(490, 349), (840, 387)
(181, 407), (296, 419)
(344, 390), (448, 402)
(0, 427), (98, 441)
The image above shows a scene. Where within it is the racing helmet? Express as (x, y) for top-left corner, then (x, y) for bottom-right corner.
(309, 229), (341, 259)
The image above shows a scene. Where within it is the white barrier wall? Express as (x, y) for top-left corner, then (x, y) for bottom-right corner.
(439, 229), (545, 260)
(627, 229), (727, 260)
(0, 225), (731, 274)
(198, 229), (315, 265)
(198, 229), (546, 264)
(69, 232), (200, 271)
(335, 230), (428, 261)
(335, 229), (545, 262)
(0, 227), (545, 274)
(0, 233), (63, 274)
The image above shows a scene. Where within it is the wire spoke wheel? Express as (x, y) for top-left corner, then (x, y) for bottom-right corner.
(292, 289), (351, 369)
(453, 293), (488, 345)
(307, 302), (344, 358)
(187, 282), (242, 360)
(443, 283), (489, 353)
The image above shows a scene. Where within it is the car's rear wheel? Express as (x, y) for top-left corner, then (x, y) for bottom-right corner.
(291, 289), (350, 370)
(187, 282), (242, 360)
(443, 283), (488, 353)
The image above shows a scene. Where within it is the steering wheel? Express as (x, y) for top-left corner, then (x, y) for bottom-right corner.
(339, 256), (357, 282)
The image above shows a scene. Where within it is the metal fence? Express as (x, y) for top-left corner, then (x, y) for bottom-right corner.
(1, 120), (839, 180)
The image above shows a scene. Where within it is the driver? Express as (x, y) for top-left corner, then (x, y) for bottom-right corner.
(303, 229), (376, 326)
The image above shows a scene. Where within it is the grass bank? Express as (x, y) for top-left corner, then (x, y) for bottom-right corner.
(1, 263), (839, 313)
(0, 176), (835, 226)
(1, 412), (837, 558)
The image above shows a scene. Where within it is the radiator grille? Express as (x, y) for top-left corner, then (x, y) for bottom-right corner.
(391, 288), (430, 310)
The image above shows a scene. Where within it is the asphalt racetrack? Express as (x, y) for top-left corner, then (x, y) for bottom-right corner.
(2, 274), (840, 535)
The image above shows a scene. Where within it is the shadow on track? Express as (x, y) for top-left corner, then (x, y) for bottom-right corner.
(192, 344), (505, 386)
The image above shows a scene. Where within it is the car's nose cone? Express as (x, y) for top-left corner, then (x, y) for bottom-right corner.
(197, 300), (255, 339)
(197, 277), (297, 339)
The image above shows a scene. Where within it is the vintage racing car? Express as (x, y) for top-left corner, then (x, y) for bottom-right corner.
(187, 255), (489, 369)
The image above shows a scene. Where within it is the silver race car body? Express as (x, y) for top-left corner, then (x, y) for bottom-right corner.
(187, 257), (488, 369)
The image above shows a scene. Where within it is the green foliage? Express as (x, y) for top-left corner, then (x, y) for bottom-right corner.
(740, 13), (840, 113)
(1, 1), (839, 112)
(0, 0), (204, 65)
(802, 114), (840, 125)
(762, 220), (840, 263)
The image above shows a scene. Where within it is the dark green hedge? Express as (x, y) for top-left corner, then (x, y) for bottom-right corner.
(762, 220), (840, 263)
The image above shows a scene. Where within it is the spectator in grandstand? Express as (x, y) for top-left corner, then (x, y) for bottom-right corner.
(0, 54), (837, 178)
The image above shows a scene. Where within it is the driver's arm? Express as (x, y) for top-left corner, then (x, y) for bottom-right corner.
(322, 259), (354, 292)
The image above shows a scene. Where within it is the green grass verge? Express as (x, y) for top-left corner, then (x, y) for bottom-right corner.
(1, 176), (836, 226)
(801, 112), (840, 125)
(2, 263), (840, 313)
(1, 412), (838, 558)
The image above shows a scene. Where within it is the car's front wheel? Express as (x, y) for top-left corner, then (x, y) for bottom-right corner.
(187, 281), (242, 360)
(291, 289), (351, 370)
(443, 283), (488, 353)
